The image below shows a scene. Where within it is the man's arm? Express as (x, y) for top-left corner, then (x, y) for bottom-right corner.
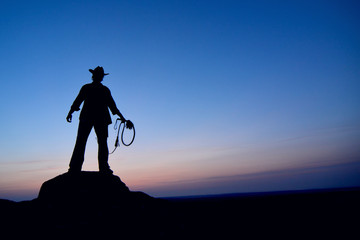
(107, 89), (126, 122)
(67, 86), (85, 123)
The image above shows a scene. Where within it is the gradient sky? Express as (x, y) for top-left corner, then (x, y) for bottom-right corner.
(1, 0), (360, 201)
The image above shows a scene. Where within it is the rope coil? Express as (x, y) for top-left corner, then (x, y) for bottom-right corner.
(109, 118), (135, 154)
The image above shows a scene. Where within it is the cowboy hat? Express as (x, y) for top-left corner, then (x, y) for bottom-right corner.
(89, 66), (109, 76)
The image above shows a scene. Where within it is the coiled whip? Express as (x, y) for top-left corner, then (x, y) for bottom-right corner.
(109, 118), (135, 154)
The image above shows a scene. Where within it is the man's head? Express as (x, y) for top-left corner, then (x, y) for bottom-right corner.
(89, 66), (109, 82)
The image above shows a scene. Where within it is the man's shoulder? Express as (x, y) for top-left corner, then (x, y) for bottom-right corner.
(100, 84), (111, 93)
(86, 82), (111, 94)
(81, 83), (92, 89)
(83, 83), (108, 88)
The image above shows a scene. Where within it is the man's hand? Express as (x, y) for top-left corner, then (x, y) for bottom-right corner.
(126, 120), (134, 129)
(66, 113), (72, 123)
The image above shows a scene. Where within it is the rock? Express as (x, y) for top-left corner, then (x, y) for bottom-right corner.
(1, 172), (174, 238)
(37, 171), (151, 207)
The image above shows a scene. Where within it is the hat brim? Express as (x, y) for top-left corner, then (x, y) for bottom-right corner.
(89, 69), (109, 75)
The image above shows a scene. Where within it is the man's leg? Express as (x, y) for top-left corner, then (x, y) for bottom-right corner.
(69, 121), (93, 172)
(94, 123), (112, 173)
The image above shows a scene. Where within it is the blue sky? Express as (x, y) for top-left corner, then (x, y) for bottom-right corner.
(0, 0), (359, 200)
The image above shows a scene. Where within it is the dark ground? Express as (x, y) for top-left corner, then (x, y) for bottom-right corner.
(1, 173), (359, 239)
(164, 188), (360, 239)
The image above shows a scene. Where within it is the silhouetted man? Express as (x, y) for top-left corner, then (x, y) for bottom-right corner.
(67, 66), (126, 174)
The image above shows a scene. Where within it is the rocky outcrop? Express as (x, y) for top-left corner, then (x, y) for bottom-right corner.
(38, 171), (132, 205)
(1, 171), (172, 238)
